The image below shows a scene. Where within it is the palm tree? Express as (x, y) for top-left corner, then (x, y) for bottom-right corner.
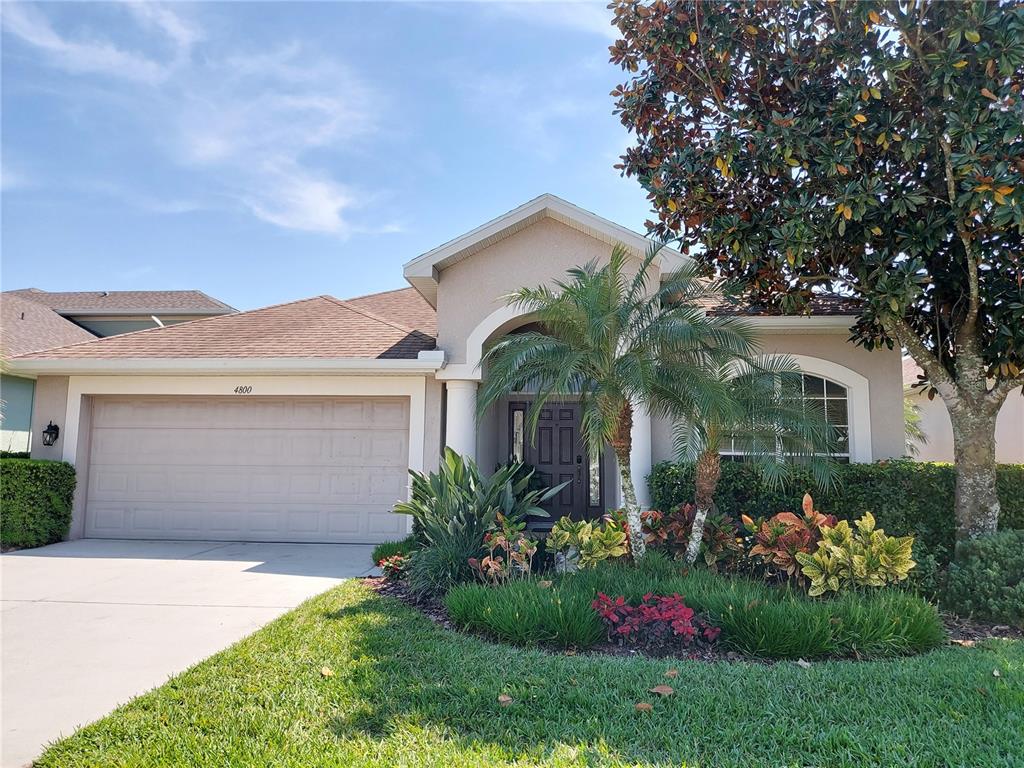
(904, 387), (929, 457)
(671, 357), (840, 563)
(477, 244), (755, 558)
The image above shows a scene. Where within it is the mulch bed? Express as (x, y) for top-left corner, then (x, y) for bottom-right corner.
(366, 576), (1022, 662)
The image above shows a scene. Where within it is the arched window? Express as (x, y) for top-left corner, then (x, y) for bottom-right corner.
(721, 373), (851, 463)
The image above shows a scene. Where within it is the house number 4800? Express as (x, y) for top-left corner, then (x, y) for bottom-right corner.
(233, 385), (253, 394)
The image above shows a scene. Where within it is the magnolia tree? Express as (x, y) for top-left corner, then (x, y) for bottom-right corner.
(610, 0), (1024, 541)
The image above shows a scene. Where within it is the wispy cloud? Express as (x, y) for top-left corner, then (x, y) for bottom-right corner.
(3, 2), (381, 235)
(485, 1), (617, 41)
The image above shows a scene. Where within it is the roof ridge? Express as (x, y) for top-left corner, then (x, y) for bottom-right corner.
(9, 295), (330, 358)
(342, 286), (418, 303)
(319, 295), (420, 336)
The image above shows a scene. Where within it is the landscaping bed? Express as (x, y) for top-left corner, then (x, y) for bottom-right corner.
(37, 581), (1024, 768)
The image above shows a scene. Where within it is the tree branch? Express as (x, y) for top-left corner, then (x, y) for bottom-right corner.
(985, 374), (1024, 409)
(885, 315), (957, 397)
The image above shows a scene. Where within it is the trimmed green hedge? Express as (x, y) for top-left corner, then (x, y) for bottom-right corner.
(648, 460), (1024, 569)
(944, 530), (1024, 626)
(0, 459), (76, 549)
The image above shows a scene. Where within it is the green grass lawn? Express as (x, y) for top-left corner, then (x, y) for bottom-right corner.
(40, 581), (1023, 768)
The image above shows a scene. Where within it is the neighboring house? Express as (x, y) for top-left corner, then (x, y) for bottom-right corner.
(1, 290), (233, 452)
(904, 357), (1024, 462)
(7, 194), (905, 545)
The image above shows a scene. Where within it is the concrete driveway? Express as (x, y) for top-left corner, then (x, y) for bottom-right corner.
(1, 539), (376, 767)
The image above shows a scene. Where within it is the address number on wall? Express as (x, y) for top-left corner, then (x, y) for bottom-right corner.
(233, 385), (253, 394)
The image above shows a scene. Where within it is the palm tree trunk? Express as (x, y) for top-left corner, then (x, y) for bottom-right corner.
(611, 402), (646, 559)
(684, 449), (721, 564)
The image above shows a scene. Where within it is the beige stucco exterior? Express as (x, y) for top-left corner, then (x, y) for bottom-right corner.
(910, 386), (1023, 463)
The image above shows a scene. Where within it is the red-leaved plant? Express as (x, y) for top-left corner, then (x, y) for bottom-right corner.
(641, 504), (743, 569)
(378, 554), (410, 580)
(741, 493), (836, 580)
(592, 592), (721, 647)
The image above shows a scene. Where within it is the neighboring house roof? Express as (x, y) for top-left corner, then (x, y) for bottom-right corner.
(403, 193), (689, 306)
(1, 292), (97, 360)
(7, 288), (235, 315)
(11, 294), (436, 361)
(700, 294), (862, 317)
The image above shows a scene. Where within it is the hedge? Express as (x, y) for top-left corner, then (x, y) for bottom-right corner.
(0, 459), (76, 549)
(648, 460), (1024, 569)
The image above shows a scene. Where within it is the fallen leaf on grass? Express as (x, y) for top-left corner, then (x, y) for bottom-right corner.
(664, 669), (679, 678)
(795, 659), (812, 669)
(649, 685), (674, 696)
(993, 669), (1001, 678)
(538, 580), (553, 589)
(320, 667), (335, 678)
(635, 702), (653, 712)
(497, 694), (514, 706)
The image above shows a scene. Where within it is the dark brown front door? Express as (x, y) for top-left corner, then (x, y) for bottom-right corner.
(510, 401), (601, 521)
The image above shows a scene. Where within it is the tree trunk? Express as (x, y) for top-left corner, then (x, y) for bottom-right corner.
(611, 402), (646, 559)
(684, 449), (721, 564)
(949, 406), (1000, 541)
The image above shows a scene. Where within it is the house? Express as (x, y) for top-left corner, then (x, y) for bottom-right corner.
(904, 357), (1024, 462)
(6, 194), (905, 544)
(1, 290), (234, 452)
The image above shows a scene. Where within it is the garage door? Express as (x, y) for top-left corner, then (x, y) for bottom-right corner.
(84, 396), (410, 543)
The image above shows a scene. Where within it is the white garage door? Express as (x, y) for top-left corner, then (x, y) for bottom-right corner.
(84, 396), (410, 543)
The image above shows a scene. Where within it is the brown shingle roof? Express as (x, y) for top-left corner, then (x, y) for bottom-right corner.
(700, 293), (861, 317)
(11, 296), (435, 360)
(8, 288), (234, 314)
(1, 293), (97, 359)
(344, 287), (437, 337)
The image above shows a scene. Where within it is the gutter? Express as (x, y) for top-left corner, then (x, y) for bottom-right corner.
(6, 350), (446, 377)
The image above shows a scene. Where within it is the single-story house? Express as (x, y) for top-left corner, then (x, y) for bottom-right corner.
(1, 290), (233, 452)
(7, 194), (907, 544)
(904, 357), (1023, 462)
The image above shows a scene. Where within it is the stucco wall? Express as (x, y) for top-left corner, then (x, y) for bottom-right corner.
(1, 374), (35, 453)
(651, 333), (906, 465)
(29, 375), (70, 461)
(910, 387), (1023, 463)
(435, 217), (654, 366)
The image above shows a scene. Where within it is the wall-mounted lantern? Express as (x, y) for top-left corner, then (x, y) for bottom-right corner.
(41, 421), (60, 447)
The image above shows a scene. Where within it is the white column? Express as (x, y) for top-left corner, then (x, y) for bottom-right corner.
(628, 400), (652, 508)
(445, 380), (478, 461)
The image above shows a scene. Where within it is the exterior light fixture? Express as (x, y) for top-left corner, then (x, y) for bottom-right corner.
(41, 421), (60, 447)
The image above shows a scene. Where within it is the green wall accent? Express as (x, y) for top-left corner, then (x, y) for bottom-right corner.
(0, 374), (35, 452)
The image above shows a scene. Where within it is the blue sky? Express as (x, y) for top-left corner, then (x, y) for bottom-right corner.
(1, 1), (653, 311)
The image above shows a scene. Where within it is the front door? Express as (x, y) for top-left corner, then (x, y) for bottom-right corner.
(509, 401), (602, 521)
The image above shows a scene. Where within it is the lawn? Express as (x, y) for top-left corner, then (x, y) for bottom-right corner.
(39, 581), (1023, 768)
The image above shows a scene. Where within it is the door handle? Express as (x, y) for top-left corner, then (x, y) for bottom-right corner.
(576, 455), (582, 483)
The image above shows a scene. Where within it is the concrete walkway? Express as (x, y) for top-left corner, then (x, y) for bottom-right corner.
(1, 539), (375, 767)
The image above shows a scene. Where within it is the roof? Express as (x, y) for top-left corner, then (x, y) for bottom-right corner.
(1, 292), (97, 360)
(701, 294), (862, 317)
(403, 193), (688, 307)
(10, 294), (436, 361)
(7, 288), (234, 315)
(344, 287), (437, 337)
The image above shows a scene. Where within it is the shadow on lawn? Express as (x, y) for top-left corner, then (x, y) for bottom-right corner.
(315, 585), (1023, 768)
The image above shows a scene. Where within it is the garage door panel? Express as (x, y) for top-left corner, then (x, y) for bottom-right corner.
(85, 396), (410, 543)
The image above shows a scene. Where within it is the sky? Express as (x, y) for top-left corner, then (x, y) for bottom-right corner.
(1, 1), (654, 311)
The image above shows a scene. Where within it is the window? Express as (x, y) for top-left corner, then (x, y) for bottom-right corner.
(720, 374), (850, 463)
(509, 405), (525, 462)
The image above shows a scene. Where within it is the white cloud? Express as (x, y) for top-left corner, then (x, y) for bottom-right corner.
(485, 1), (617, 41)
(3, 3), (381, 235)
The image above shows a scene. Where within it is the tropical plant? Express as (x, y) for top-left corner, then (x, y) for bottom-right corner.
(591, 592), (720, 646)
(904, 387), (929, 457)
(797, 513), (917, 597)
(378, 554), (410, 580)
(610, 0), (1024, 541)
(742, 494), (837, 581)
(546, 516), (629, 571)
(393, 448), (559, 548)
(468, 514), (539, 585)
(478, 244), (756, 557)
(641, 504), (743, 569)
(670, 358), (839, 563)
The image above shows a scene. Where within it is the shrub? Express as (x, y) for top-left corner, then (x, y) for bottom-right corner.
(378, 554), (410, 580)
(469, 515), (538, 585)
(372, 535), (417, 565)
(545, 516), (628, 570)
(649, 460), (1024, 585)
(642, 504), (743, 568)
(741, 493), (836, 581)
(797, 513), (916, 597)
(445, 562), (944, 659)
(0, 459), (76, 549)
(944, 531), (1024, 626)
(592, 592), (720, 647)
(406, 529), (481, 600)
